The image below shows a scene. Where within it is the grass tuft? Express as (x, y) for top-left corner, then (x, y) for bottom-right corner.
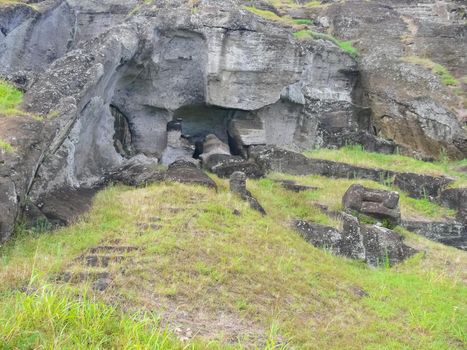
(0, 138), (15, 153)
(402, 56), (460, 86)
(293, 30), (358, 57)
(0, 287), (181, 349)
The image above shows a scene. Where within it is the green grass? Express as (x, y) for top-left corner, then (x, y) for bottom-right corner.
(0, 80), (24, 116)
(305, 145), (467, 187)
(0, 138), (14, 153)
(1, 181), (466, 349)
(0, 287), (182, 349)
(293, 30), (358, 57)
(402, 56), (460, 87)
(243, 6), (284, 22)
(243, 2), (321, 28)
(293, 18), (313, 25)
(263, 0), (322, 9)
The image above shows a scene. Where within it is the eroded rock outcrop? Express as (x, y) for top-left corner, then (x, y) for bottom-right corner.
(321, 0), (467, 159)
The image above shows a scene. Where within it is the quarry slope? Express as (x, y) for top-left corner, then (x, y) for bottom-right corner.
(1, 174), (466, 349)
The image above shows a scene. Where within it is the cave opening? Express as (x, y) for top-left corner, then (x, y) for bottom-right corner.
(110, 100), (257, 164)
(172, 104), (247, 159)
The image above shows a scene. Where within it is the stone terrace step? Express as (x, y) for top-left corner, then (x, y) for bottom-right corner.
(83, 255), (128, 267)
(87, 245), (139, 254)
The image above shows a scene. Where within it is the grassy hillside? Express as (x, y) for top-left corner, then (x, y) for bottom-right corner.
(1, 176), (465, 349)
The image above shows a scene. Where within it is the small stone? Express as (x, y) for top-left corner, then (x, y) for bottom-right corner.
(92, 277), (112, 292)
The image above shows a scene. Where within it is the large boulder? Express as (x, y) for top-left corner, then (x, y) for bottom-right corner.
(343, 184), (401, 226)
(228, 117), (266, 157)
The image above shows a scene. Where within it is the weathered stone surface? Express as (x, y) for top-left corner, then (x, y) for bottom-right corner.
(0, 1), (74, 76)
(343, 184), (401, 226)
(161, 120), (196, 165)
(249, 146), (396, 181)
(166, 160), (216, 189)
(106, 155), (165, 187)
(323, 0), (467, 159)
(0, 116), (50, 242)
(1, 0), (466, 241)
(394, 173), (453, 199)
(438, 188), (467, 224)
(228, 117), (266, 156)
(33, 187), (98, 226)
(403, 220), (466, 251)
(199, 134), (264, 178)
(295, 213), (416, 267)
(229, 171), (266, 215)
(294, 220), (342, 254)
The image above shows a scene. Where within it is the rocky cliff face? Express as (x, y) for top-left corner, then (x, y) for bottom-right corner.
(0, 0), (466, 242)
(322, 0), (467, 159)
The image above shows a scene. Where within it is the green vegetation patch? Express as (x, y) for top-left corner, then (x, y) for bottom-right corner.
(0, 138), (14, 153)
(305, 145), (467, 188)
(402, 56), (460, 86)
(293, 18), (313, 25)
(293, 30), (358, 57)
(0, 80), (24, 116)
(0, 287), (182, 349)
(243, 6), (284, 22)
